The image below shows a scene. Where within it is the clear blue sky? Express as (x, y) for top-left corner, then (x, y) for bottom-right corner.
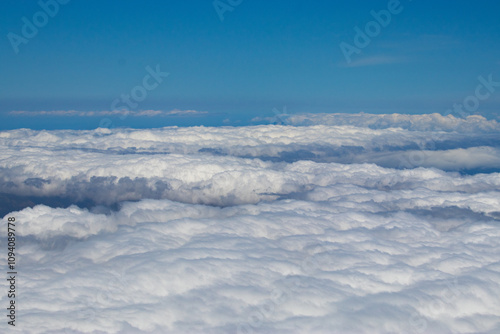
(1, 0), (500, 129)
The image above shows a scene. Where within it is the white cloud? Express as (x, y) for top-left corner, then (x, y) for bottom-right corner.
(1, 113), (499, 333)
(284, 113), (500, 133)
(8, 109), (208, 117)
(2, 187), (499, 333)
(351, 146), (500, 171)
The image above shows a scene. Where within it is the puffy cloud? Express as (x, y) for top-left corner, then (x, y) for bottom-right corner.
(1, 114), (499, 211)
(2, 187), (500, 333)
(0, 113), (499, 333)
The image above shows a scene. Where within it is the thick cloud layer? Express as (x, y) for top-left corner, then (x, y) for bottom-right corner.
(1, 113), (499, 210)
(1, 113), (499, 333)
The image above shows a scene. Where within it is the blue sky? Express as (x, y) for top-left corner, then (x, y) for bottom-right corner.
(1, 0), (500, 129)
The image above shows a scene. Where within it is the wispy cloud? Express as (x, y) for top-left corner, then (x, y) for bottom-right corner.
(339, 55), (406, 68)
(9, 109), (208, 117)
(378, 34), (461, 52)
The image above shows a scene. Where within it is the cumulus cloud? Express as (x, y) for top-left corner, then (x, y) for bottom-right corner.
(2, 183), (500, 333)
(1, 113), (499, 333)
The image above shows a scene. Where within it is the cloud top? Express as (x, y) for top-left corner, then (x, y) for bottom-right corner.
(284, 112), (500, 132)
(1, 113), (499, 333)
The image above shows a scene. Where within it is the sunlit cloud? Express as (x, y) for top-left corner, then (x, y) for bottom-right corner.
(1, 113), (499, 333)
